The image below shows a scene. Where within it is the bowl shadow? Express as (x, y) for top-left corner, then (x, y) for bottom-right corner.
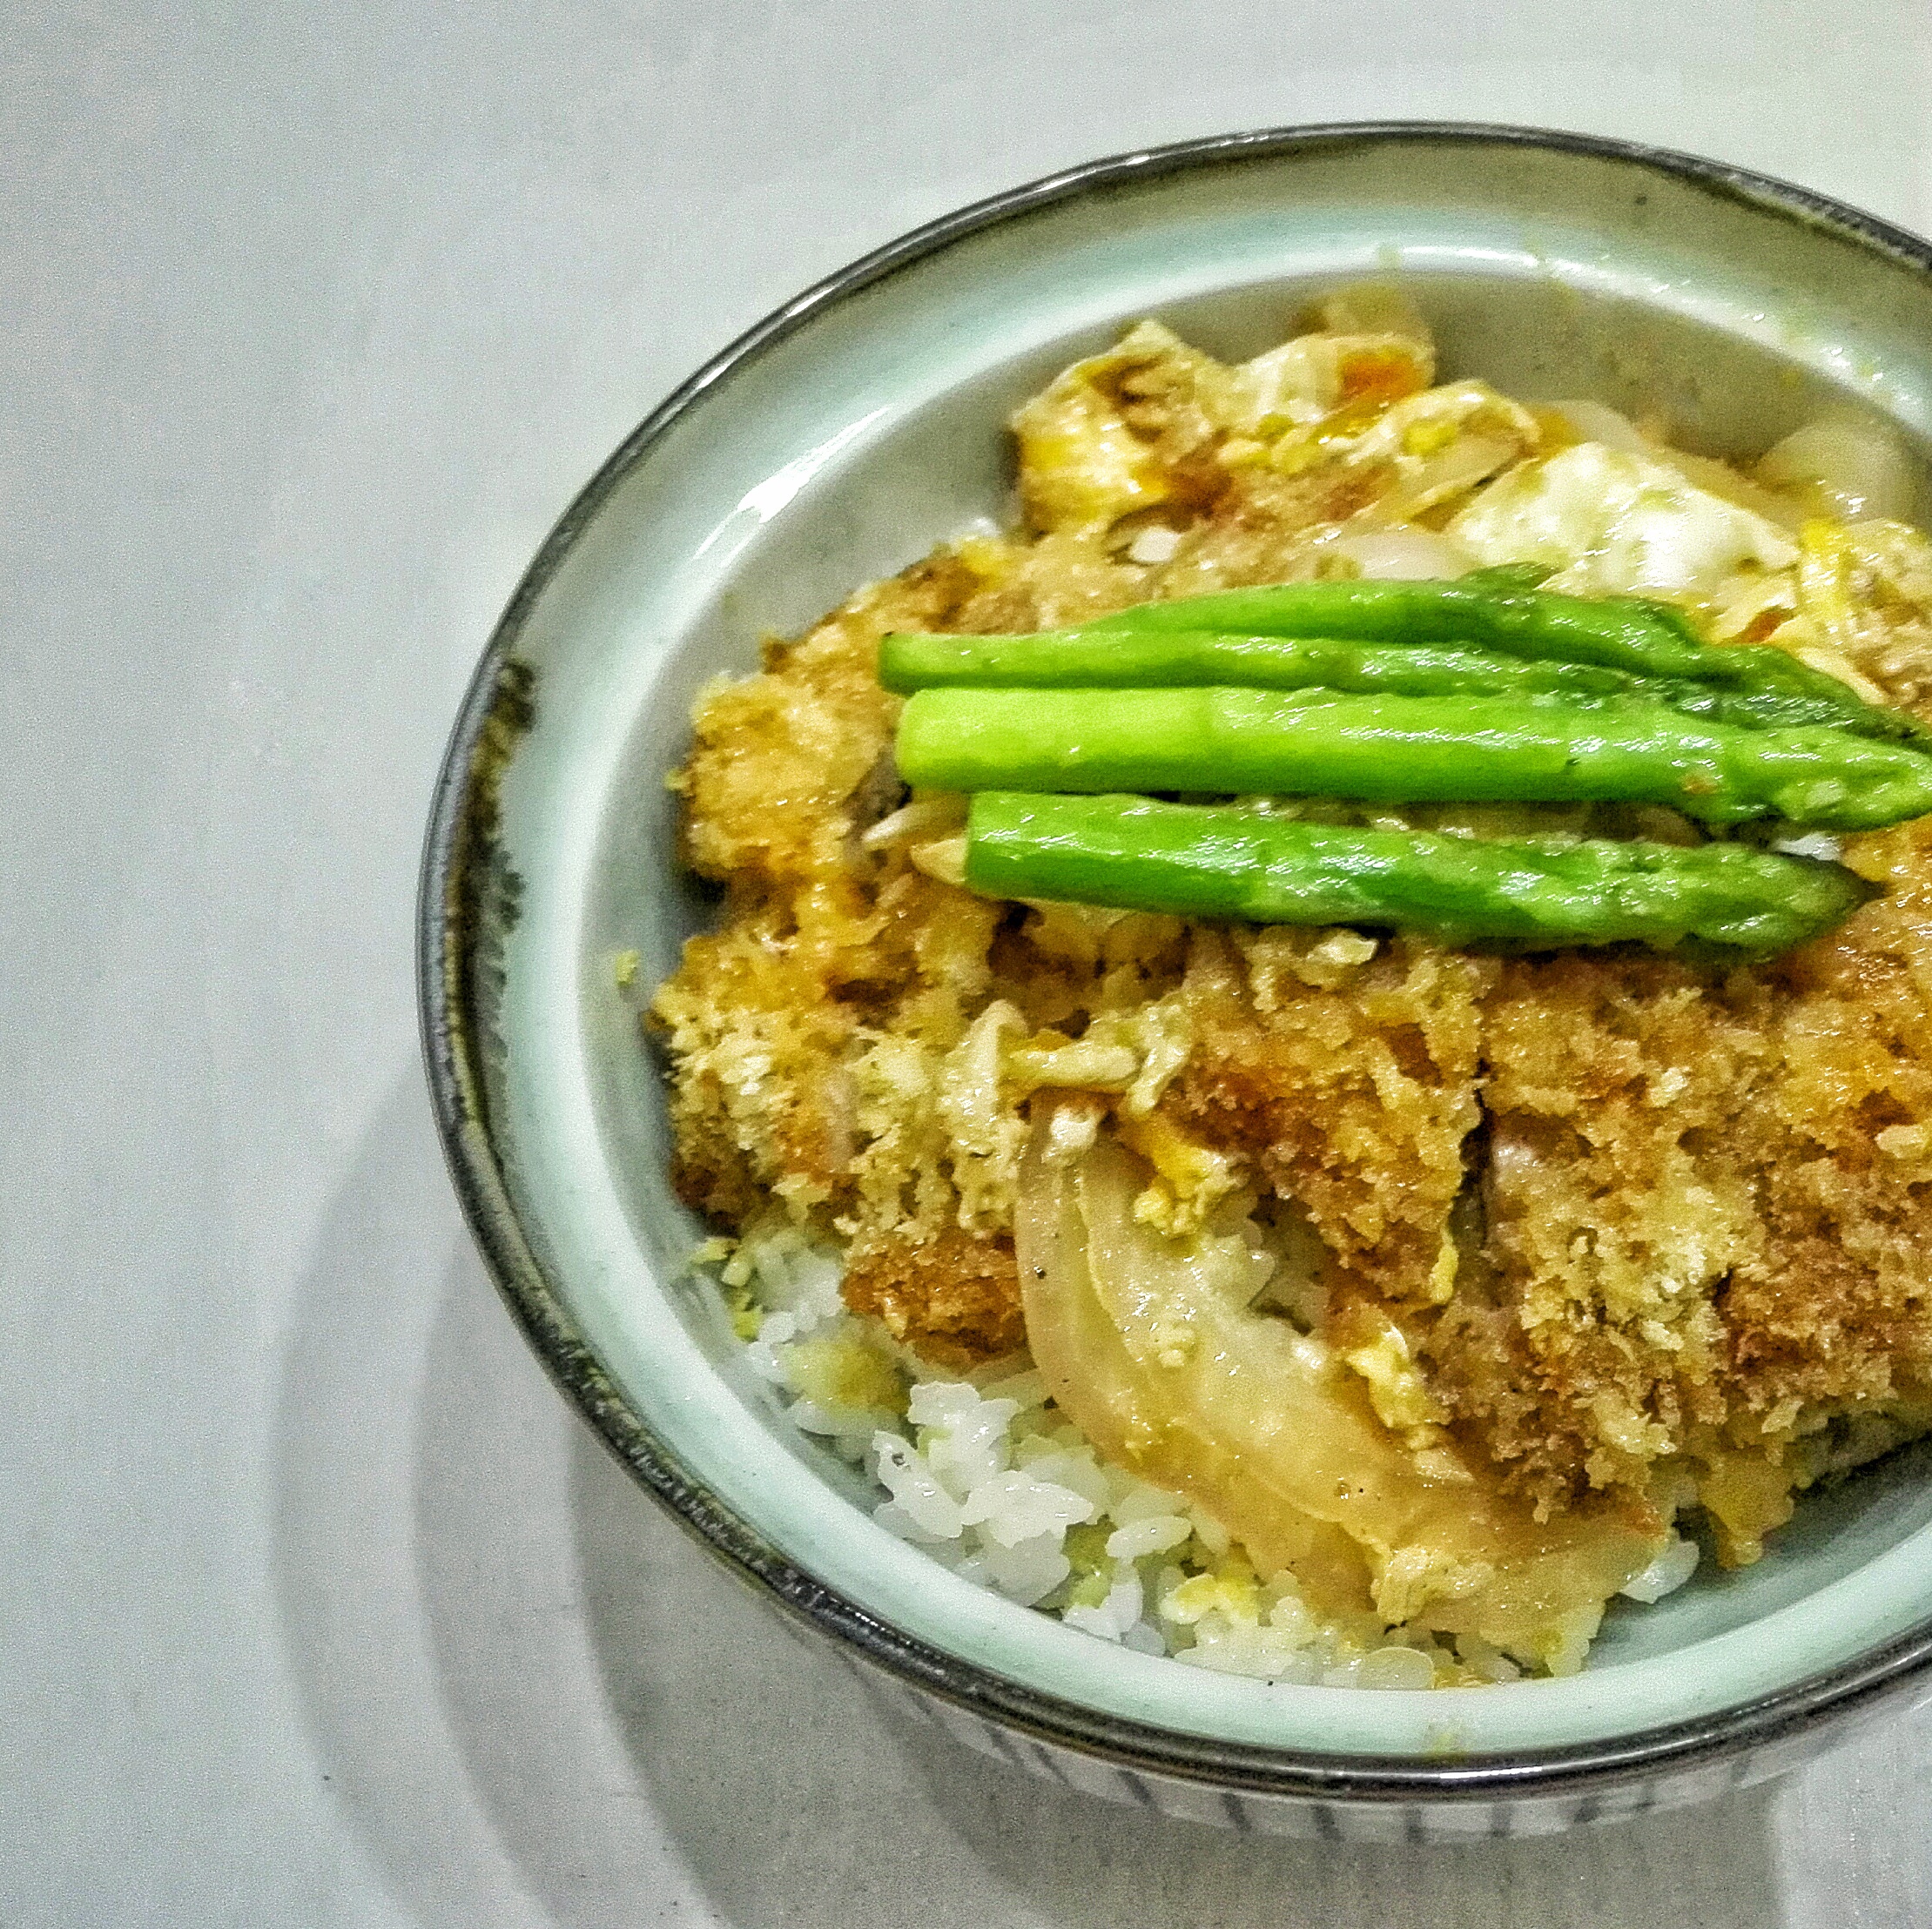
(272, 1069), (691, 1923)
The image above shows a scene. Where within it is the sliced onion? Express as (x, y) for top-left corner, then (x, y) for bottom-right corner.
(1316, 281), (1435, 351)
(1759, 409), (1916, 521)
(1014, 1126), (1664, 1641)
(1542, 400), (1651, 454)
(1392, 433), (1521, 519)
(1330, 527), (1477, 581)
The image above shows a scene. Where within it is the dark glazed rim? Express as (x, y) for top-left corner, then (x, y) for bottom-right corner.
(420, 122), (1932, 1807)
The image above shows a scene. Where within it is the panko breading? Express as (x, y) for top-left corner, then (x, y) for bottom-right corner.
(841, 1224), (1027, 1368)
(1163, 926), (1492, 1306)
(653, 298), (1932, 1602)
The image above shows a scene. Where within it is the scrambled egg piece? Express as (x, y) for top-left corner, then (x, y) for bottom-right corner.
(1448, 440), (1799, 597)
(778, 1334), (908, 1417)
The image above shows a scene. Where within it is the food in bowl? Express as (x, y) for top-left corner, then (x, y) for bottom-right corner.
(650, 286), (1932, 1689)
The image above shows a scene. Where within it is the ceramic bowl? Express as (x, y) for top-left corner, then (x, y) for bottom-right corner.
(420, 123), (1932, 1840)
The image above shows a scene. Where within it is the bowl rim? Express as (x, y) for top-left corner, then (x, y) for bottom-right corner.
(419, 118), (1932, 1806)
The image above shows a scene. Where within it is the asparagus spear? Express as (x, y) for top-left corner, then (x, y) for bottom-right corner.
(894, 686), (1932, 831)
(879, 630), (1637, 699)
(964, 792), (1875, 951)
(878, 628), (1874, 736)
(1069, 579), (1930, 749)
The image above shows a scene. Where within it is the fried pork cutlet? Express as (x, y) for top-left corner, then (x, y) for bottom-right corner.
(653, 306), (1932, 1589)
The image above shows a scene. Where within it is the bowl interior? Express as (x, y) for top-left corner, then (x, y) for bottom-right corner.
(460, 130), (1932, 1761)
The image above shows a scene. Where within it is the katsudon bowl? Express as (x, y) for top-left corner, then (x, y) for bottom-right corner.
(420, 124), (1932, 1838)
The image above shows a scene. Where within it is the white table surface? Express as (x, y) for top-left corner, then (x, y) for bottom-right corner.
(11, 4), (1932, 1922)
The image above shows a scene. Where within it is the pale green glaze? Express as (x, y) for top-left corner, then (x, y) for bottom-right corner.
(447, 131), (1932, 1766)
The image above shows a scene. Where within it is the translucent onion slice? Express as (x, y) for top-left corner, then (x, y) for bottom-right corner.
(1329, 527), (1478, 581)
(1542, 400), (1651, 454)
(1015, 1126), (1666, 1643)
(1759, 409), (1916, 522)
(1544, 403), (1806, 527)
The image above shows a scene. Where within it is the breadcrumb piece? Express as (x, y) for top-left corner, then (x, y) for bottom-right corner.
(841, 1226), (1027, 1368)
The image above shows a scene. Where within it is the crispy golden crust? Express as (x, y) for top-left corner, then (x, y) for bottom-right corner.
(1166, 928), (1493, 1303)
(677, 560), (975, 891)
(841, 1225), (1027, 1368)
(1423, 951), (1767, 1505)
(1404, 830), (1932, 1514)
(656, 900), (864, 1223)
(1725, 820), (1932, 1407)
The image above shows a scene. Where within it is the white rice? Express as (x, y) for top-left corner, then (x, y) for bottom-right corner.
(1618, 1533), (1701, 1603)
